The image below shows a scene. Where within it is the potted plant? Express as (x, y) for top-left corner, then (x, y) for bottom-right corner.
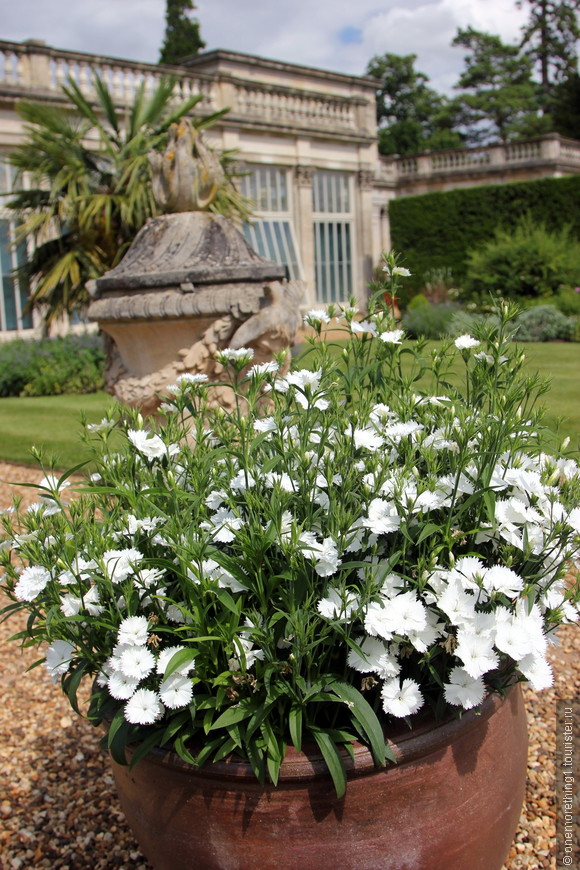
(1, 259), (579, 870)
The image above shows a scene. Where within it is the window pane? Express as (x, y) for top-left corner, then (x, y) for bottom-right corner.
(0, 220), (17, 330)
(313, 220), (352, 303)
(243, 219), (301, 280)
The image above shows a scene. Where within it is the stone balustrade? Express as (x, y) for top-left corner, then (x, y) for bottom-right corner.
(0, 39), (365, 137)
(389, 135), (580, 183)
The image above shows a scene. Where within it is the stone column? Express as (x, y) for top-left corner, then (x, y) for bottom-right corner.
(294, 164), (315, 307)
(356, 168), (375, 301)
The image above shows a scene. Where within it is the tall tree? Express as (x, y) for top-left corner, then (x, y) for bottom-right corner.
(159, 0), (205, 65)
(518, 0), (580, 101)
(451, 27), (543, 144)
(6, 78), (247, 327)
(367, 53), (463, 155)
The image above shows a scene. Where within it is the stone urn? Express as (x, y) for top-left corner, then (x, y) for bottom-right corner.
(88, 212), (304, 414)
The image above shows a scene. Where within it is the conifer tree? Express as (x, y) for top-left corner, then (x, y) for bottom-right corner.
(159, 0), (205, 65)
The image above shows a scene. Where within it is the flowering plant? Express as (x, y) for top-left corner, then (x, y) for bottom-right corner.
(1, 271), (579, 797)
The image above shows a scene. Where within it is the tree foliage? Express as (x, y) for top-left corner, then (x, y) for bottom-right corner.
(451, 27), (544, 144)
(367, 53), (463, 155)
(7, 77), (247, 327)
(518, 0), (580, 94)
(159, 0), (205, 65)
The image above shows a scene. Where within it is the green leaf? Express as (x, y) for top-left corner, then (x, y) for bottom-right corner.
(288, 705), (303, 753)
(310, 729), (347, 799)
(329, 681), (388, 767)
(128, 729), (164, 769)
(163, 648), (197, 679)
(208, 697), (258, 731)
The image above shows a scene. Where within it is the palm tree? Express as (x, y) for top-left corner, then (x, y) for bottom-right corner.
(7, 75), (248, 328)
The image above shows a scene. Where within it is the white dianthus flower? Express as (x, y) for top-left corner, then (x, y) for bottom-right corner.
(124, 689), (164, 725)
(117, 615), (149, 647)
(443, 667), (486, 709)
(108, 671), (140, 700)
(381, 677), (423, 717)
(45, 640), (76, 679)
(317, 587), (358, 619)
(127, 429), (179, 461)
(14, 565), (52, 602)
(103, 548), (143, 583)
(118, 646), (156, 680)
(363, 499), (401, 535)
(380, 329), (405, 344)
(454, 334), (480, 350)
(159, 674), (194, 709)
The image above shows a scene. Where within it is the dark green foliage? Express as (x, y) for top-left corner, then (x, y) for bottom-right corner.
(389, 174), (580, 292)
(513, 304), (577, 341)
(451, 27), (543, 145)
(367, 53), (464, 156)
(462, 216), (580, 307)
(401, 303), (458, 339)
(159, 0), (205, 65)
(0, 334), (105, 397)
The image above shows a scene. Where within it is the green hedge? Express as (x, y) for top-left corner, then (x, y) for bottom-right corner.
(0, 333), (105, 397)
(389, 174), (580, 293)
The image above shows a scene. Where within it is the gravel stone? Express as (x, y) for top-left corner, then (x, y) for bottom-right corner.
(0, 461), (577, 869)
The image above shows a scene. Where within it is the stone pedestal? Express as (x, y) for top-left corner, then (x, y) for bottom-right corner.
(88, 212), (304, 414)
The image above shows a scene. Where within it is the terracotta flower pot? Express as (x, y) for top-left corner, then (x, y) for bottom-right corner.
(110, 685), (528, 870)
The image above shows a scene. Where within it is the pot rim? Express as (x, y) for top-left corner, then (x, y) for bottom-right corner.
(122, 685), (521, 785)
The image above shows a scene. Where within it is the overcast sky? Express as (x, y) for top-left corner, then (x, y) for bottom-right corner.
(4, 0), (530, 94)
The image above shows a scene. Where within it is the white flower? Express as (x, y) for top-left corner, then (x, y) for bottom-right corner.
(87, 417), (114, 432)
(317, 587), (359, 619)
(249, 361), (279, 377)
(265, 472), (298, 493)
(454, 335), (480, 350)
(124, 689), (164, 725)
(176, 372), (208, 384)
(216, 347), (255, 364)
(254, 416), (277, 433)
(304, 309), (331, 326)
(117, 615), (149, 646)
(350, 319), (378, 336)
(347, 637), (401, 679)
(118, 646), (156, 680)
(517, 653), (553, 690)
(363, 499), (401, 535)
(157, 645), (196, 676)
(364, 591), (427, 640)
(127, 429), (179, 461)
(103, 548), (143, 583)
(454, 633), (499, 679)
(380, 329), (405, 344)
(108, 671), (140, 700)
(444, 667), (486, 709)
(159, 674), (194, 709)
(200, 508), (244, 543)
(45, 640), (75, 679)
(300, 532), (341, 577)
(483, 566), (524, 597)
(381, 678), (423, 717)
(14, 565), (52, 601)
(352, 427), (384, 451)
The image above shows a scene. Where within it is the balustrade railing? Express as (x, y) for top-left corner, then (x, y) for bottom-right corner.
(0, 40), (363, 135)
(390, 135), (580, 184)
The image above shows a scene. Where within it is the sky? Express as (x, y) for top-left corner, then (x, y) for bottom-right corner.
(4, 0), (530, 94)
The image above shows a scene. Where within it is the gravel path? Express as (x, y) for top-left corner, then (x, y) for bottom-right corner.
(0, 461), (578, 870)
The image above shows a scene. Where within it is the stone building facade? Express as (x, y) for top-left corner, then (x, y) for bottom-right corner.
(1, 38), (580, 338)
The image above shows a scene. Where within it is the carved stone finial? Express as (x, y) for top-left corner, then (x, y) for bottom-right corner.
(148, 119), (225, 213)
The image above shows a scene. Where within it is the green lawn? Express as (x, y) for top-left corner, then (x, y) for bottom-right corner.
(0, 391), (114, 469)
(0, 341), (578, 469)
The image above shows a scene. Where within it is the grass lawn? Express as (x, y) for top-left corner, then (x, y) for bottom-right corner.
(0, 391), (114, 469)
(0, 341), (578, 469)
